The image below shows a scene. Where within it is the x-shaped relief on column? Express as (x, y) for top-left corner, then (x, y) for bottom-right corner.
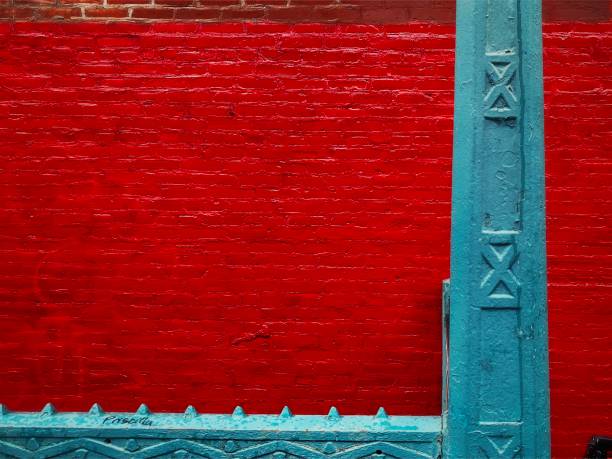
(480, 233), (521, 309)
(484, 53), (519, 119)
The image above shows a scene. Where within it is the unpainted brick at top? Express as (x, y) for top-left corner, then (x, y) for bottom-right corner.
(0, 0), (610, 22)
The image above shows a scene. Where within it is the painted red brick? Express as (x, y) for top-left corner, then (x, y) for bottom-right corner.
(0, 9), (611, 459)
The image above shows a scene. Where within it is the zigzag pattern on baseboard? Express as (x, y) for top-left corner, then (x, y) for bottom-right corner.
(0, 438), (434, 459)
(0, 404), (442, 459)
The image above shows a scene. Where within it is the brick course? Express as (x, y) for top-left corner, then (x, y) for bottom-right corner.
(0, 0), (609, 23)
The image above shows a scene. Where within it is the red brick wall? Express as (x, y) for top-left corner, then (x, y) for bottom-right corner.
(0, 3), (611, 459)
(545, 20), (612, 457)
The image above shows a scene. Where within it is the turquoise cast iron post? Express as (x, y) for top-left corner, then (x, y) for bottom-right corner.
(447, 0), (550, 458)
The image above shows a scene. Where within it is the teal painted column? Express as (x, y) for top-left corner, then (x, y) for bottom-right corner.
(446, 1), (550, 458)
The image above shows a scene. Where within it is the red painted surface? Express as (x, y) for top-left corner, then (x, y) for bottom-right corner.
(544, 21), (612, 457)
(0, 19), (610, 459)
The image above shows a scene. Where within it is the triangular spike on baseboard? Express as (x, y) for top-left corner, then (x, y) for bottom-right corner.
(327, 406), (340, 420)
(88, 403), (105, 415)
(135, 404), (151, 415)
(184, 405), (198, 417)
(375, 407), (388, 419)
(41, 403), (56, 416)
(232, 406), (246, 418)
(279, 406), (293, 418)
(0, 404), (9, 415)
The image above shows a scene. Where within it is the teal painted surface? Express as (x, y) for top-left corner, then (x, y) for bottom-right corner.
(0, 405), (441, 458)
(447, 0), (550, 458)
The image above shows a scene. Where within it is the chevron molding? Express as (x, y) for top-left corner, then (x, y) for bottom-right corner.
(0, 405), (441, 459)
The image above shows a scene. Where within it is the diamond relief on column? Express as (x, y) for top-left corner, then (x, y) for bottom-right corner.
(484, 52), (519, 119)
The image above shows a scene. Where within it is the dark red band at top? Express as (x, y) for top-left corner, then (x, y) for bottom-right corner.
(0, 0), (610, 23)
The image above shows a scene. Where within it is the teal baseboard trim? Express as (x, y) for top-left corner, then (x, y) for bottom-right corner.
(0, 405), (442, 459)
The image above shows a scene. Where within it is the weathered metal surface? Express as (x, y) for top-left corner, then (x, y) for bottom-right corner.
(0, 404), (441, 458)
(447, 0), (550, 458)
